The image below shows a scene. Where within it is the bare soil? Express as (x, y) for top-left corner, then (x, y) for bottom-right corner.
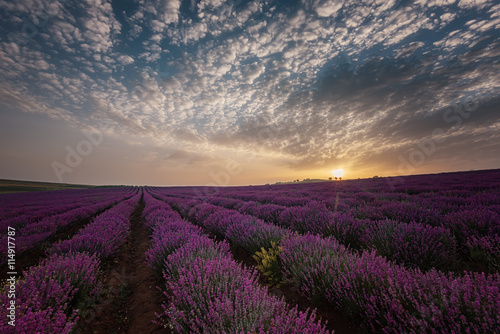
(72, 198), (361, 333)
(77, 198), (169, 334)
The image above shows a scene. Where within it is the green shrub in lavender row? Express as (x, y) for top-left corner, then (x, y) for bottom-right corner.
(145, 195), (331, 333)
(253, 241), (286, 288)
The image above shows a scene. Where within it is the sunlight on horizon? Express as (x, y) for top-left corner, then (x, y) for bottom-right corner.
(332, 168), (344, 179)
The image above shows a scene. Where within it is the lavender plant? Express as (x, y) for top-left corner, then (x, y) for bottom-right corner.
(280, 233), (348, 304)
(162, 257), (329, 333)
(364, 220), (457, 271)
(277, 201), (333, 234)
(322, 212), (369, 250)
(144, 192), (331, 333)
(47, 195), (140, 259)
(0, 252), (102, 333)
(164, 236), (232, 280)
(467, 235), (500, 273)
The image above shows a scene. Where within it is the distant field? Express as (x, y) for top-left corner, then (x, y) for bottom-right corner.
(0, 179), (93, 194)
(1, 170), (499, 333)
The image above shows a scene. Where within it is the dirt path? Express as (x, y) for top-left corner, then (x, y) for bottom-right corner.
(79, 198), (168, 334)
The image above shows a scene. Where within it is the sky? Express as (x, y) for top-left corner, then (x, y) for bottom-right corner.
(0, 0), (499, 186)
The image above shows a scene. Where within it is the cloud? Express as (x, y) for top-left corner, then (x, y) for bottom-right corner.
(457, 0), (491, 9)
(159, 0), (181, 24)
(313, 0), (343, 18)
(117, 54), (134, 65)
(0, 0), (499, 180)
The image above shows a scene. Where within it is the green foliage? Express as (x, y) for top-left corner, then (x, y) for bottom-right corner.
(252, 241), (285, 288)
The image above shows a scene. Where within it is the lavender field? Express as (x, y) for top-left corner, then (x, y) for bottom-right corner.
(1, 169), (500, 333)
(2, 0), (500, 332)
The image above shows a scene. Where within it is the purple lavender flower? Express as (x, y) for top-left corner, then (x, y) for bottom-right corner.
(364, 220), (457, 271)
(0, 252), (102, 333)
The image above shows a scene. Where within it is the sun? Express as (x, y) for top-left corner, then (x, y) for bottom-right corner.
(332, 168), (344, 178)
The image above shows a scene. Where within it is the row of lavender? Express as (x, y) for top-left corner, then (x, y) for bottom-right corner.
(148, 189), (500, 333)
(0, 187), (138, 266)
(142, 191), (330, 333)
(149, 189), (469, 272)
(151, 170), (500, 213)
(0, 187), (135, 233)
(0, 187), (133, 221)
(205, 194), (479, 272)
(149, 171), (500, 273)
(0, 191), (140, 333)
(206, 172), (500, 248)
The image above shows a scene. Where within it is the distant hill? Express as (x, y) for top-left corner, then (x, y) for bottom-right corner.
(273, 178), (330, 185)
(0, 179), (94, 194)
